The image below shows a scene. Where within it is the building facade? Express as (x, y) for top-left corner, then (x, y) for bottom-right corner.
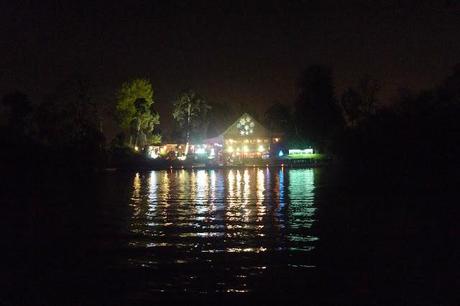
(148, 113), (282, 164)
(204, 113), (281, 163)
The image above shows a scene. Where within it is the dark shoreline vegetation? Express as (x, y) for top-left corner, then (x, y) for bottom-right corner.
(1, 64), (459, 189)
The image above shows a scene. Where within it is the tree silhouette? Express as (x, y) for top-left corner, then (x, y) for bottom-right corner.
(172, 90), (211, 154)
(263, 102), (292, 133)
(294, 65), (343, 151)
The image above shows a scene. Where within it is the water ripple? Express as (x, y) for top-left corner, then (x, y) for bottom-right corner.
(125, 168), (318, 293)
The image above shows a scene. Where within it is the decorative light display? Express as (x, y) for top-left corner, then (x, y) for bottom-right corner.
(236, 115), (255, 136)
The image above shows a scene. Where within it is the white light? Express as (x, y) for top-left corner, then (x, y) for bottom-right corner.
(134, 146), (139, 151)
(147, 146), (158, 159)
(243, 145), (249, 152)
(227, 146), (234, 153)
(196, 148), (206, 154)
(209, 148), (215, 159)
(288, 148), (314, 155)
(257, 145), (264, 152)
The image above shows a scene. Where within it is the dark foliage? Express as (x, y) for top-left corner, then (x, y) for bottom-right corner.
(336, 66), (460, 188)
(263, 102), (293, 133)
(294, 65), (344, 152)
(0, 79), (106, 172)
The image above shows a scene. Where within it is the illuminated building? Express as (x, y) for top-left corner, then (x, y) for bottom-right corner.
(147, 113), (282, 163)
(204, 113), (282, 162)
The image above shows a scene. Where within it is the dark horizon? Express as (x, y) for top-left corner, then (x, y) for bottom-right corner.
(2, 0), (460, 121)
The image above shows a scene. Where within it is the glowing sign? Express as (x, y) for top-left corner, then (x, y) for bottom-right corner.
(288, 148), (314, 155)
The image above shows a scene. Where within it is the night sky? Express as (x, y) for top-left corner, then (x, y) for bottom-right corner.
(2, 0), (459, 132)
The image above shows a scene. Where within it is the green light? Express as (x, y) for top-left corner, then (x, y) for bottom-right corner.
(289, 149), (313, 155)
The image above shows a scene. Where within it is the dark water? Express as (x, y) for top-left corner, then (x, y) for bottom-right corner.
(127, 169), (317, 293)
(2, 168), (458, 304)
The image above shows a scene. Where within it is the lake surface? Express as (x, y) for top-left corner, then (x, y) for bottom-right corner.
(127, 169), (318, 293)
(2, 168), (458, 304)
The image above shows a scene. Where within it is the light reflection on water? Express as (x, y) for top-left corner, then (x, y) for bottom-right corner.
(127, 168), (317, 293)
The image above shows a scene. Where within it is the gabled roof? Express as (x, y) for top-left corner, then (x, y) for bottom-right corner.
(221, 113), (270, 138)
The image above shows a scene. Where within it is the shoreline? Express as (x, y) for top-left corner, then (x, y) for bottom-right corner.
(105, 157), (332, 171)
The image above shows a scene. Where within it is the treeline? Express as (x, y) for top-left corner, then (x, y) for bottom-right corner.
(0, 77), (220, 172)
(1, 64), (459, 179)
(0, 79), (106, 172)
(263, 64), (460, 185)
(338, 66), (460, 186)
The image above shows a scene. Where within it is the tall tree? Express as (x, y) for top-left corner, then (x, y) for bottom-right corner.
(340, 87), (363, 127)
(263, 102), (292, 133)
(172, 90), (211, 154)
(294, 65), (343, 151)
(116, 79), (160, 149)
(340, 75), (381, 127)
(358, 74), (380, 115)
(33, 78), (106, 166)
